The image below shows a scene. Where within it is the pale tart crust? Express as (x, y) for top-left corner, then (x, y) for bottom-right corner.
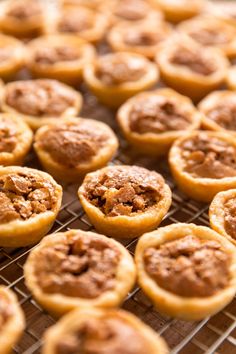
(24, 230), (136, 318)
(42, 308), (169, 354)
(34, 117), (119, 183)
(78, 165), (172, 239)
(83, 52), (159, 108)
(1, 79), (83, 131)
(0, 166), (62, 247)
(135, 223), (236, 321)
(169, 131), (236, 202)
(0, 286), (25, 354)
(209, 189), (236, 247)
(27, 35), (95, 86)
(117, 88), (202, 156)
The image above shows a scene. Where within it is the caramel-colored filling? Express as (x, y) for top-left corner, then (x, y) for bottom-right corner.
(129, 95), (191, 134)
(125, 28), (164, 46)
(189, 28), (232, 46)
(34, 46), (80, 65)
(0, 295), (12, 332)
(5, 80), (77, 117)
(58, 10), (93, 33)
(144, 235), (231, 297)
(0, 172), (57, 224)
(224, 197), (236, 239)
(206, 100), (236, 130)
(56, 317), (149, 354)
(0, 117), (17, 153)
(35, 234), (120, 298)
(84, 166), (163, 217)
(182, 134), (236, 178)
(114, 0), (149, 21)
(7, 0), (42, 20)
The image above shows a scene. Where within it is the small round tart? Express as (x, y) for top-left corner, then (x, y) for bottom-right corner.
(42, 308), (169, 354)
(1, 79), (82, 131)
(117, 88), (202, 156)
(156, 35), (229, 102)
(198, 90), (236, 132)
(135, 223), (236, 320)
(169, 131), (236, 202)
(226, 66), (236, 90)
(0, 166), (62, 247)
(150, 0), (206, 23)
(34, 118), (118, 183)
(24, 229), (136, 317)
(0, 113), (33, 166)
(78, 165), (172, 238)
(0, 286), (25, 354)
(84, 52), (159, 108)
(178, 16), (236, 59)
(27, 35), (95, 85)
(209, 189), (236, 247)
(108, 21), (172, 60)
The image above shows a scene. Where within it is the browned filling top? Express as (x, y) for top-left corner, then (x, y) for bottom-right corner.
(144, 235), (231, 297)
(171, 47), (216, 76)
(0, 294), (12, 332)
(0, 172), (57, 224)
(205, 99), (236, 130)
(7, 0), (42, 20)
(35, 233), (120, 298)
(181, 134), (236, 178)
(114, 0), (149, 21)
(0, 117), (17, 153)
(129, 95), (192, 134)
(83, 166), (164, 217)
(188, 28), (233, 46)
(34, 46), (80, 65)
(58, 10), (93, 33)
(56, 317), (149, 354)
(96, 55), (147, 86)
(223, 197), (236, 239)
(125, 28), (165, 46)
(38, 121), (107, 167)
(5, 80), (78, 117)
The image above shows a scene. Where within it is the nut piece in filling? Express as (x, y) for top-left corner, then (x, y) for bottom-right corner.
(117, 88), (202, 156)
(0, 286), (25, 354)
(156, 36), (229, 102)
(78, 165), (172, 238)
(24, 230), (136, 317)
(84, 52), (159, 108)
(0, 166), (62, 247)
(34, 118), (118, 183)
(169, 131), (236, 202)
(27, 35), (95, 85)
(2, 79), (83, 130)
(135, 223), (236, 320)
(42, 309), (169, 354)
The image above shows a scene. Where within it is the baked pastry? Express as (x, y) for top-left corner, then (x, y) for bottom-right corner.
(226, 66), (236, 90)
(108, 21), (172, 60)
(0, 166), (62, 247)
(0, 286), (25, 354)
(24, 229), (136, 317)
(156, 35), (229, 102)
(209, 189), (236, 247)
(0, 113), (33, 166)
(1, 79), (83, 130)
(205, 1), (236, 28)
(117, 88), (202, 156)
(151, 0), (206, 23)
(42, 308), (169, 354)
(135, 223), (236, 320)
(84, 52), (159, 108)
(27, 35), (95, 85)
(0, 34), (25, 81)
(34, 117), (118, 183)
(198, 90), (236, 132)
(78, 165), (172, 238)
(178, 16), (236, 58)
(169, 131), (236, 202)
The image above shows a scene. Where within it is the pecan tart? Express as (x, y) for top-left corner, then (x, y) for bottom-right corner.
(157, 35), (229, 102)
(1, 79), (82, 130)
(27, 34), (95, 85)
(0, 166), (62, 247)
(34, 118), (118, 183)
(24, 229), (136, 317)
(42, 308), (169, 354)
(0, 286), (25, 354)
(135, 223), (236, 320)
(169, 131), (236, 202)
(198, 90), (236, 132)
(84, 52), (159, 108)
(226, 66), (236, 90)
(0, 113), (33, 166)
(78, 165), (172, 238)
(117, 88), (202, 156)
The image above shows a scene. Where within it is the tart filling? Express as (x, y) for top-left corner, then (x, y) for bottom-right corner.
(0, 116), (17, 153)
(58, 7), (93, 34)
(114, 0), (150, 22)
(34, 45), (80, 66)
(187, 26), (233, 47)
(124, 27), (167, 47)
(223, 198), (236, 240)
(6, 0), (42, 22)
